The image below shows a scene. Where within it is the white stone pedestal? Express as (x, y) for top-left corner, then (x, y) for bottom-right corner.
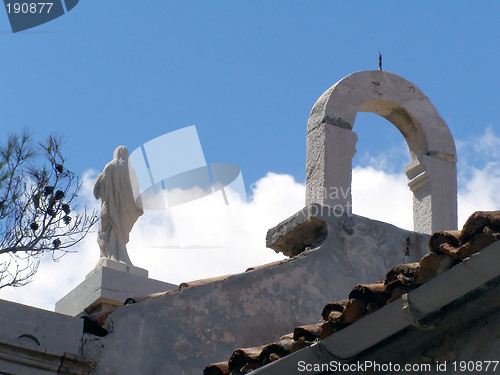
(55, 260), (177, 316)
(89, 258), (149, 278)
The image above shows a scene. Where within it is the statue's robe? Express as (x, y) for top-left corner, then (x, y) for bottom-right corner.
(94, 146), (143, 265)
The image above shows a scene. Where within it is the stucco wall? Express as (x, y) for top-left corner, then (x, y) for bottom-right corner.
(0, 299), (93, 374)
(85, 209), (429, 375)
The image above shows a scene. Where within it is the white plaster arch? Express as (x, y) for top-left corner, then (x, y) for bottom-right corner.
(306, 70), (457, 233)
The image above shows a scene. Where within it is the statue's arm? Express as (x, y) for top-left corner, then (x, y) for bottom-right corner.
(94, 174), (103, 200)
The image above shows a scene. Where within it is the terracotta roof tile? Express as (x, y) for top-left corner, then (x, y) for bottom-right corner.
(258, 336), (294, 364)
(228, 345), (267, 372)
(386, 284), (419, 304)
(290, 336), (313, 353)
(82, 309), (115, 337)
(415, 252), (455, 284)
(337, 298), (369, 324)
(385, 262), (420, 286)
(319, 320), (349, 340)
(440, 226), (500, 259)
(320, 300), (347, 321)
(245, 260), (287, 272)
(203, 361), (230, 375)
(293, 324), (322, 342)
(434, 211), (500, 259)
(204, 210), (500, 374)
(429, 230), (461, 253)
(179, 274), (236, 290)
(459, 210), (500, 244)
(348, 281), (391, 307)
(124, 289), (179, 305)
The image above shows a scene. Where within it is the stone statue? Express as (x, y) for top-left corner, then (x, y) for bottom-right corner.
(94, 146), (143, 265)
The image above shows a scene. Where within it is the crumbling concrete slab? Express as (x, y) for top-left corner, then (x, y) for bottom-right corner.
(266, 205), (327, 256)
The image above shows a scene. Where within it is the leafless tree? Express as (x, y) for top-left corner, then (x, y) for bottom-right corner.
(0, 130), (98, 289)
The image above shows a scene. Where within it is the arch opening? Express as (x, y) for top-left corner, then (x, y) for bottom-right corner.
(358, 99), (428, 159)
(306, 70), (457, 233)
(351, 112), (413, 230)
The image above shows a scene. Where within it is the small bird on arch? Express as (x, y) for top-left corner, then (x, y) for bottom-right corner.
(378, 52), (382, 71)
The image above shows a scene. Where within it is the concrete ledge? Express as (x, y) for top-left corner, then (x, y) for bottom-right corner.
(266, 204), (328, 256)
(0, 299), (83, 357)
(0, 341), (96, 375)
(55, 266), (178, 316)
(88, 258), (148, 278)
(266, 204), (430, 284)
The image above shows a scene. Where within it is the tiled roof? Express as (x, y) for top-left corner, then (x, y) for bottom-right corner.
(203, 210), (500, 375)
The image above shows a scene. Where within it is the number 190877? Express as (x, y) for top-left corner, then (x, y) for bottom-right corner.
(5, 2), (54, 14)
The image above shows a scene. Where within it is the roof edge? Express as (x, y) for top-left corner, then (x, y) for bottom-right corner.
(252, 240), (500, 374)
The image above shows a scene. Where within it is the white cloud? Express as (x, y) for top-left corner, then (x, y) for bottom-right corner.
(355, 141), (411, 174)
(456, 125), (500, 224)
(128, 172), (305, 284)
(458, 163), (500, 224)
(1, 127), (499, 312)
(457, 126), (500, 174)
(351, 166), (413, 230)
(473, 126), (500, 160)
(0, 172), (304, 311)
(352, 126), (500, 230)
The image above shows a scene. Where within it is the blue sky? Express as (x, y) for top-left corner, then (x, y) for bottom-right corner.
(1, 2), (500, 310)
(1, 1), (498, 187)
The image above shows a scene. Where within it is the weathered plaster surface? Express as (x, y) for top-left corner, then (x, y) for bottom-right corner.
(86, 208), (429, 375)
(0, 298), (82, 356)
(0, 298), (93, 374)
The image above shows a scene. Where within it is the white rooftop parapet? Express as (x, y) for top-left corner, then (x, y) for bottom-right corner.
(306, 70), (457, 234)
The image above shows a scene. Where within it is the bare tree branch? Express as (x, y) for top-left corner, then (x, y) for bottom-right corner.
(0, 129), (98, 288)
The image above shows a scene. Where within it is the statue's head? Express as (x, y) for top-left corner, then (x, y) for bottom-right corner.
(113, 146), (129, 161)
